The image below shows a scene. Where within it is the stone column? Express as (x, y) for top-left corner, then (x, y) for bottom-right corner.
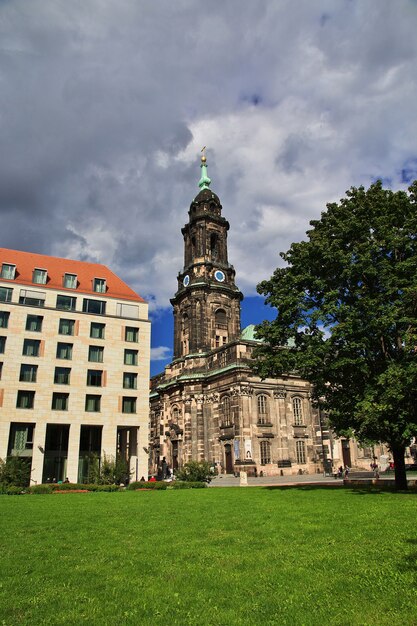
(0, 421), (9, 460)
(31, 421), (47, 485)
(101, 424), (117, 460)
(129, 427), (139, 482)
(66, 422), (81, 484)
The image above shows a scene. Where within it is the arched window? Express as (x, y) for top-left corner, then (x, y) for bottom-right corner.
(171, 406), (179, 424)
(210, 233), (219, 259)
(222, 396), (231, 426)
(293, 397), (303, 425)
(215, 309), (227, 327)
(260, 440), (271, 465)
(296, 440), (306, 464)
(257, 394), (268, 424)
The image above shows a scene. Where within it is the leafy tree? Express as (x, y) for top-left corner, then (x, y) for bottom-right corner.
(99, 453), (131, 485)
(254, 180), (417, 490)
(175, 460), (212, 483)
(0, 456), (32, 487)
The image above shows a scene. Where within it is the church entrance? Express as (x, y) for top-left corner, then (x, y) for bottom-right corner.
(172, 440), (179, 471)
(342, 439), (352, 468)
(224, 443), (234, 474)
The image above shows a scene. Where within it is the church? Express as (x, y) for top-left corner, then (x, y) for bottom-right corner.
(149, 155), (327, 477)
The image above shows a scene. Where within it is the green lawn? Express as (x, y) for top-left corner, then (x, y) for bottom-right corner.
(0, 486), (416, 625)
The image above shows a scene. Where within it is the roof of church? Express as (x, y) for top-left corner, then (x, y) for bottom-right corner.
(0, 247), (145, 302)
(240, 324), (262, 342)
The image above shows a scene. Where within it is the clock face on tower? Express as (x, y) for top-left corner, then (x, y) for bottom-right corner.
(214, 270), (225, 282)
(183, 275), (190, 287)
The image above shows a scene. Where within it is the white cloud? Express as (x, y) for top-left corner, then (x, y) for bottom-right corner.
(150, 346), (172, 361)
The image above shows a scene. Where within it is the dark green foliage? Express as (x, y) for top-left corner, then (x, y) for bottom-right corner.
(128, 481), (168, 490)
(0, 484), (25, 495)
(49, 483), (121, 492)
(29, 484), (53, 495)
(171, 481), (207, 489)
(99, 453), (131, 485)
(0, 456), (31, 487)
(254, 180), (417, 490)
(175, 460), (213, 483)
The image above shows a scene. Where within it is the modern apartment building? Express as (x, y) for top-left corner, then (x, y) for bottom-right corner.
(0, 248), (150, 484)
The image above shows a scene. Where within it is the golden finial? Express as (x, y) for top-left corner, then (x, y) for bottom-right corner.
(201, 146), (207, 163)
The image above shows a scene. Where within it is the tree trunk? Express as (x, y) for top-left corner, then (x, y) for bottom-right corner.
(391, 443), (408, 490)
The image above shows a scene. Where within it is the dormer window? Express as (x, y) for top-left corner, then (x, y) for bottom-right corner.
(1, 263), (16, 280)
(63, 273), (77, 289)
(93, 278), (106, 293)
(33, 268), (47, 285)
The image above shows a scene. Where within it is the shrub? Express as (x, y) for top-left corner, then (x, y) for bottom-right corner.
(29, 484), (52, 495)
(170, 481), (207, 489)
(98, 453), (131, 485)
(0, 484), (25, 496)
(128, 481), (167, 490)
(175, 461), (212, 483)
(0, 456), (31, 487)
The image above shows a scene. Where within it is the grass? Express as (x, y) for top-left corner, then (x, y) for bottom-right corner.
(0, 486), (416, 626)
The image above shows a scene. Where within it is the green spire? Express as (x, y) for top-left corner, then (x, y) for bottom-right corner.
(198, 148), (211, 190)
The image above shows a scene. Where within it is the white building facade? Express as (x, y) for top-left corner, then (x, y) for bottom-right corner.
(0, 248), (150, 484)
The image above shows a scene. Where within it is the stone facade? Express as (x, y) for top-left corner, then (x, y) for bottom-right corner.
(0, 249), (150, 484)
(150, 159), (324, 476)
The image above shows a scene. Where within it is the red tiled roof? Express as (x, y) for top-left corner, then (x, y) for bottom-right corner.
(0, 248), (145, 303)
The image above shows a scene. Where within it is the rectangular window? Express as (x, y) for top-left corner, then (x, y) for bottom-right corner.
(22, 339), (40, 357)
(83, 299), (106, 315)
(63, 273), (77, 289)
(56, 342), (73, 360)
(0, 311), (10, 328)
(87, 369), (103, 387)
(26, 314), (43, 332)
(1, 263), (16, 280)
(0, 336), (6, 354)
(0, 362), (3, 380)
(0, 287), (13, 302)
(19, 364), (38, 383)
(32, 268), (47, 285)
(125, 326), (139, 342)
(122, 396), (137, 414)
(116, 302), (139, 319)
(19, 289), (46, 307)
(124, 349), (138, 366)
(52, 392), (69, 411)
(90, 322), (105, 339)
(56, 294), (77, 311)
(16, 390), (35, 409)
(123, 372), (137, 389)
(88, 346), (104, 363)
(93, 278), (106, 293)
(296, 440), (307, 465)
(54, 367), (71, 385)
(58, 319), (75, 336)
(85, 394), (101, 412)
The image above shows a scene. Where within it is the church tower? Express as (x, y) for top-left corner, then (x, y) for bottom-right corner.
(171, 154), (243, 358)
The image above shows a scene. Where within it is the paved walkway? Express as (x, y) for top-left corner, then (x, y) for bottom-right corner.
(208, 472), (406, 488)
(209, 473), (344, 488)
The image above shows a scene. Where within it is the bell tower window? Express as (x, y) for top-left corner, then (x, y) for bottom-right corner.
(215, 308), (228, 348)
(181, 313), (190, 355)
(210, 233), (219, 260)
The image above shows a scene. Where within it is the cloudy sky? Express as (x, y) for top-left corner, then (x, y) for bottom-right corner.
(1, 0), (417, 375)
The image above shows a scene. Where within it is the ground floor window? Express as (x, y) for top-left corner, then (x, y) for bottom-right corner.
(260, 440), (271, 465)
(296, 440), (306, 464)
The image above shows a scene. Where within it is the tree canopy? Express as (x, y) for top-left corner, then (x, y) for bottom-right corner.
(254, 180), (417, 489)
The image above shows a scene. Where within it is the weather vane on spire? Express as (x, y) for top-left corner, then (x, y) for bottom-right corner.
(198, 146), (211, 190)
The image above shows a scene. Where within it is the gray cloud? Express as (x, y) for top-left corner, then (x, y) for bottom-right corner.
(1, 0), (416, 308)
